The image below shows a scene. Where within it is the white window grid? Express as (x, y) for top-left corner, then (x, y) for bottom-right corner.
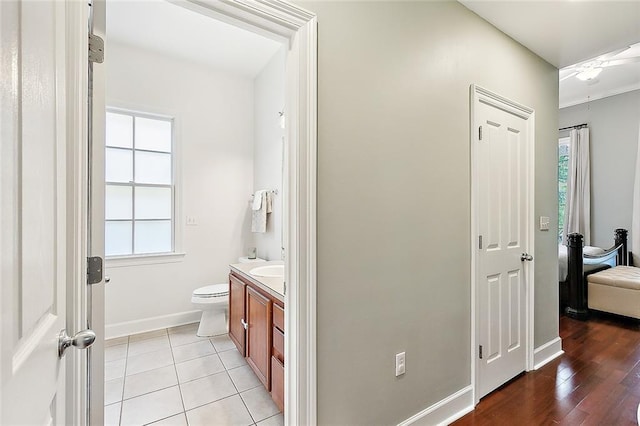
(105, 108), (175, 256)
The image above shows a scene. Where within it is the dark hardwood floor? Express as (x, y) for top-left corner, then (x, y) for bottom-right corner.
(453, 313), (640, 425)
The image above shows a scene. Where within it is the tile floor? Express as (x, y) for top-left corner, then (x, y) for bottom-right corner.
(104, 323), (283, 426)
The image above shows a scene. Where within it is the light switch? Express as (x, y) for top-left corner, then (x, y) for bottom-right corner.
(395, 352), (406, 377)
(186, 216), (198, 226)
(539, 216), (550, 231)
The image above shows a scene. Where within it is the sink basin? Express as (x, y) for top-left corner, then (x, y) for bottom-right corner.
(249, 264), (284, 278)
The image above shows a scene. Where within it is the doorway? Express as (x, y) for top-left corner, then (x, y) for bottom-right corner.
(470, 85), (535, 402)
(89, 1), (317, 424)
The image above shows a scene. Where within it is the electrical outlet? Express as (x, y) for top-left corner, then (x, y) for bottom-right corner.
(186, 216), (198, 226)
(395, 352), (406, 377)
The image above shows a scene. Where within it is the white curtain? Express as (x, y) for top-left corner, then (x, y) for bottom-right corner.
(563, 127), (591, 245)
(632, 122), (640, 266)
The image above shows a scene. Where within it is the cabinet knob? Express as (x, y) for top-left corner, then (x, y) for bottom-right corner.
(241, 319), (248, 330)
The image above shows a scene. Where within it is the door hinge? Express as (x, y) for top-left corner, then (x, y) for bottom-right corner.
(478, 235), (483, 250)
(479, 126), (483, 141)
(88, 33), (104, 64)
(87, 256), (103, 285)
(479, 345), (483, 359)
(283, 281), (287, 295)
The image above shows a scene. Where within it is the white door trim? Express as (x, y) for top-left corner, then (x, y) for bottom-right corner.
(83, 1), (318, 424)
(470, 85), (535, 405)
(178, 4), (318, 423)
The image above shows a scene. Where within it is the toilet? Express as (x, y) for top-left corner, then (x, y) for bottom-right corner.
(191, 256), (265, 337)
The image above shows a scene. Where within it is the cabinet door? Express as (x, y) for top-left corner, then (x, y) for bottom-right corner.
(271, 356), (285, 412)
(246, 286), (272, 388)
(229, 274), (246, 355)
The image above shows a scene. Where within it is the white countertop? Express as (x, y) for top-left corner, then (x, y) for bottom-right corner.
(229, 260), (284, 302)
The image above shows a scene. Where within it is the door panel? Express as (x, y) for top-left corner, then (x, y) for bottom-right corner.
(486, 274), (501, 362)
(229, 275), (247, 355)
(507, 270), (522, 351)
(246, 286), (272, 389)
(1, 1), (69, 423)
(476, 98), (530, 399)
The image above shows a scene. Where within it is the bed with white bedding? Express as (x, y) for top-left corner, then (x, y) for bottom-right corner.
(558, 244), (610, 282)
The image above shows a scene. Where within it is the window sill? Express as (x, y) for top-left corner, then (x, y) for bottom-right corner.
(106, 252), (186, 268)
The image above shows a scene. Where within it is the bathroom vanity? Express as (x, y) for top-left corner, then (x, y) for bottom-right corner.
(228, 261), (285, 412)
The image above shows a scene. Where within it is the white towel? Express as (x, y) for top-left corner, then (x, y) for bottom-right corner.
(265, 191), (273, 214)
(252, 191), (268, 232)
(252, 190), (265, 211)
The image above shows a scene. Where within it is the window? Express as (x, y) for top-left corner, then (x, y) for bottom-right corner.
(558, 136), (570, 243)
(105, 110), (175, 257)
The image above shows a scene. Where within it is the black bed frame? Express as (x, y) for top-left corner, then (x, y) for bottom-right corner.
(561, 228), (629, 320)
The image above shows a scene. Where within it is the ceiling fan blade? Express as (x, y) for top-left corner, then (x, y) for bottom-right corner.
(597, 46), (631, 61)
(559, 71), (578, 82)
(602, 56), (640, 67)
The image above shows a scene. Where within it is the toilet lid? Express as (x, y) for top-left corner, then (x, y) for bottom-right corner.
(193, 284), (228, 297)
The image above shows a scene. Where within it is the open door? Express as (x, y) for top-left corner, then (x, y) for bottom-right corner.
(0, 1), (94, 424)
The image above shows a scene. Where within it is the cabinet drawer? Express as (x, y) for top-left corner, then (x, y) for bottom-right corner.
(271, 356), (284, 412)
(272, 326), (284, 363)
(273, 304), (284, 332)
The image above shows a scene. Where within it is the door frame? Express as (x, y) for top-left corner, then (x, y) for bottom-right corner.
(65, 1), (92, 425)
(81, 0), (318, 425)
(469, 85), (535, 405)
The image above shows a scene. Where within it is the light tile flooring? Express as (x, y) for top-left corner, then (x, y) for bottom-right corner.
(104, 323), (283, 426)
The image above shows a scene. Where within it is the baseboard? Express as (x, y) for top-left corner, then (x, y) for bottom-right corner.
(533, 336), (564, 370)
(105, 310), (201, 340)
(397, 385), (474, 426)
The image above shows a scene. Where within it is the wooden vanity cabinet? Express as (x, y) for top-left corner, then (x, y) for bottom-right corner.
(246, 286), (272, 389)
(229, 270), (284, 412)
(228, 274), (246, 355)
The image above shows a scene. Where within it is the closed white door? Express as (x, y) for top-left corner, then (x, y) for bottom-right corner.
(1, 1), (87, 424)
(474, 91), (532, 399)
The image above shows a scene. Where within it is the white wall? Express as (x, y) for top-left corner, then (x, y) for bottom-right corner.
(559, 89), (640, 250)
(105, 42), (255, 335)
(253, 48), (286, 261)
(299, 1), (558, 424)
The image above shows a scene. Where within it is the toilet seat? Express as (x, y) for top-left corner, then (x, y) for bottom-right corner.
(193, 284), (228, 298)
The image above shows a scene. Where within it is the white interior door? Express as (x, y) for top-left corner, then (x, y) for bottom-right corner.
(474, 91), (532, 399)
(0, 1), (73, 424)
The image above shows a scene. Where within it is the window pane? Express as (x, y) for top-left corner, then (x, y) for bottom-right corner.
(135, 187), (172, 220)
(106, 221), (132, 256)
(135, 117), (172, 152)
(106, 148), (133, 183)
(134, 220), (172, 254)
(106, 112), (133, 148)
(135, 151), (171, 184)
(106, 185), (132, 220)
(558, 143), (570, 243)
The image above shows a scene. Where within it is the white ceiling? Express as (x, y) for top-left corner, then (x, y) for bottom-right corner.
(106, 0), (283, 78)
(559, 43), (640, 108)
(458, 1), (640, 108)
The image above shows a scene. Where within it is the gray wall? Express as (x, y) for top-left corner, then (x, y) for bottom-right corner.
(299, 1), (559, 424)
(559, 90), (640, 250)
